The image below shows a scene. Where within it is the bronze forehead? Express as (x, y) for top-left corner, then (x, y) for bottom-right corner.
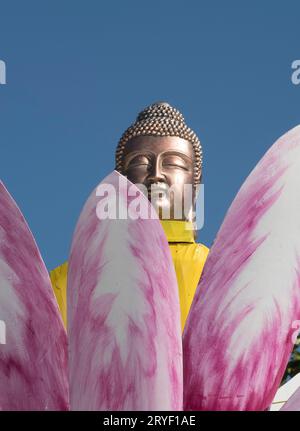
(122, 135), (195, 159)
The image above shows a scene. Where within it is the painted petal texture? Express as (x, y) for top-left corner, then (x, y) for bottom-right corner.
(68, 170), (182, 411)
(0, 182), (68, 411)
(183, 125), (300, 411)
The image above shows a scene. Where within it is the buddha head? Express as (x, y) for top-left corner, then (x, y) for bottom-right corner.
(115, 102), (203, 227)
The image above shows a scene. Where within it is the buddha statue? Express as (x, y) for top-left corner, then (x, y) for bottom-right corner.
(50, 102), (209, 332)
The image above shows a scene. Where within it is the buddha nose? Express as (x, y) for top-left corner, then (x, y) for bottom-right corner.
(147, 157), (165, 182)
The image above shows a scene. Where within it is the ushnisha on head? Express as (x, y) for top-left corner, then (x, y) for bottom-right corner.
(115, 102), (203, 222)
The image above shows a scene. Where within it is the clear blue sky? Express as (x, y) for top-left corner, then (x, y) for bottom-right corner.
(0, 1), (299, 270)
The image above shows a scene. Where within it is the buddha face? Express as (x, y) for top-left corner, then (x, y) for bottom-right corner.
(121, 135), (199, 221)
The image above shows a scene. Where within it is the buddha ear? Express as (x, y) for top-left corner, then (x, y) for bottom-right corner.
(193, 171), (202, 199)
(198, 167), (203, 185)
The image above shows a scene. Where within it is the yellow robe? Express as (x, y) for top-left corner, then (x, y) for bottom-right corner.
(50, 220), (209, 332)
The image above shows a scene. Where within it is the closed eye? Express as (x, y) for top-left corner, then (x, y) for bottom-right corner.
(126, 155), (152, 170)
(162, 154), (191, 171)
(163, 162), (189, 170)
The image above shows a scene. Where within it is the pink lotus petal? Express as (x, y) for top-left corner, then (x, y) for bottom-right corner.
(183, 125), (300, 411)
(0, 181), (69, 411)
(68, 170), (182, 411)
